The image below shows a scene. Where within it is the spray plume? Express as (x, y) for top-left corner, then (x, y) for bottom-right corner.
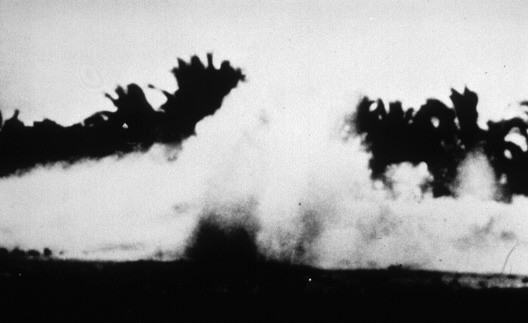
(1, 56), (528, 276)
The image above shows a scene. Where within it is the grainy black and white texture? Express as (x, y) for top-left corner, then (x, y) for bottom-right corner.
(1, 0), (528, 318)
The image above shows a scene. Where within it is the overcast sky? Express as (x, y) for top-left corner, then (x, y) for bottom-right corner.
(0, 0), (527, 125)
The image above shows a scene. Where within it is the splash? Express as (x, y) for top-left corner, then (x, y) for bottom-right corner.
(455, 149), (498, 200)
(1, 81), (528, 275)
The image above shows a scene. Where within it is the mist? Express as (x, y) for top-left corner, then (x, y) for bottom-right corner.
(1, 78), (528, 275)
(1, 0), (528, 279)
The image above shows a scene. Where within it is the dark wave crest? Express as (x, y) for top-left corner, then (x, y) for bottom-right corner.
(350, 88), (528, 200)
(0, 54), (245, 177)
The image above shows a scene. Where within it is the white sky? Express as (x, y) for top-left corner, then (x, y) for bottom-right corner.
(0, 0), (527, 125)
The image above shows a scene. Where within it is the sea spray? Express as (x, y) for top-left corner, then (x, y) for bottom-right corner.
(1, 88), (528, 274)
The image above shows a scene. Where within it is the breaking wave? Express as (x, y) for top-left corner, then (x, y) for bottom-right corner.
(1, 57), (528, 275)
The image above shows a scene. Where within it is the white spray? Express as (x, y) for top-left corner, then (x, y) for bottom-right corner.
(1, 85), (528, 275)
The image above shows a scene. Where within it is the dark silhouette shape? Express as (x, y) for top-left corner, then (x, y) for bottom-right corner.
(486, 117), (528, 197)
(0, 54), (245, 177)
(350, 87), (528, 199)
(184, 212), (261, 266)
(26, 249), (41, 258)
(0, 246), (54, 262)
(42, 247), (53, 258)
(0, 247), (8, 260)
(10, 248), (26, 259)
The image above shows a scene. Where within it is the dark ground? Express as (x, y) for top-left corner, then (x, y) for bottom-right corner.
(1, 258), (528, 321)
